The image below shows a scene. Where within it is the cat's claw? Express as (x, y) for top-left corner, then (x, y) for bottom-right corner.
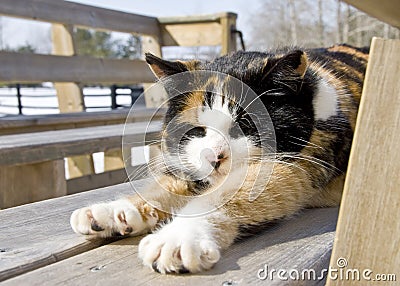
(138, 218), (220, 274)
(70, 199), (158, 238)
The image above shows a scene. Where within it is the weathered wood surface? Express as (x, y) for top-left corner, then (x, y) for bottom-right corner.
(0, 180), (338, 285)
(0, 182), (141, 282)
(141, 31), (165, 109)
(0, 121), (162, 166)
(343, 0), (400, 29)
(0, 160), (67, 209)
(158, 12), (237, 24)
(221, 14), (237, 55)
(66, 165), (147, 195)
(161, 22), (222, 47)
(0, 109), (165, 135)
(0, 0), (160, 36)
(327, 38), (400, 285)
(0, 52), (156, 84)
(52, 22), (94, 178)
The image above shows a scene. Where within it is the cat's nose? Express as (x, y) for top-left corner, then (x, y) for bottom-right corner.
(210, 153), (225, 169)
(210, 160), (221, 169)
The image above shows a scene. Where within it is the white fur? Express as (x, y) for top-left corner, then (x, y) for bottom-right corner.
(138, 199), (223, 273)
(70, 199), (157, 238)
(313, 80), (338, 120)
(183, 94), (252, 180)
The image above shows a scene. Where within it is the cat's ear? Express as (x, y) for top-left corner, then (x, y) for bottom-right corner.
(145, 53), (200, 79)
(263, 50), (308, 80)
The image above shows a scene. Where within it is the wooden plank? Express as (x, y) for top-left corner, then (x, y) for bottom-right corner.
(0, 109), (165, 135)
(104, 149), (124, 171)
(2, 207), (339, 285)
(0, 121), (162, 166)
(66, 165), (148, 195)
(0, 182), (140, 282)
(0, 52), (156, 84)
(158, 12), (237, 24)
(221, 13), (237, 55)
(343, 0), (400, 29)
(141, 35), (167, 108)
(326, 38), (400, 285)
(0, 160), (66, 209)
(52, 23), (94, 178)
(0, 0), (160, 36)
(51, 23), (85, 113)
(159, 13), (237, 47)
(161, 22), (222, 46)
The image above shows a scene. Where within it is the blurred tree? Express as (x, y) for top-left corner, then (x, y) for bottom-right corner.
(249, 0), (400, 50)
(16, 43), (36, 53)
(114, 35), (141, 59)
(74, 28), (116, 58)
(74, 29), (142, 60)
(3, 42), (36, 53)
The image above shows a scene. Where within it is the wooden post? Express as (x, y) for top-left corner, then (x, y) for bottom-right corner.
(220, 13), (237, 55)
(140, 35), (164, 167)
(51, 24), (85, 112)
(326, 38), (400, 285)
(0, 160), (66, 209)
(141, 35), (166, 108)
(51, 24), (94, 178)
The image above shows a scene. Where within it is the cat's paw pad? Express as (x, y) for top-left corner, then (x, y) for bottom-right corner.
(114, 202), (159, 236)
(70, 200), (159, 238)
(70, 204), (115, 237)
(138, 226), (220, 274)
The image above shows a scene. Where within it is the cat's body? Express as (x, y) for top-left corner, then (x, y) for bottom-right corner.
(71, 44), (368, 274)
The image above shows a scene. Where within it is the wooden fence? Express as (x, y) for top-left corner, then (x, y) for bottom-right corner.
(0, 0), (238, 208)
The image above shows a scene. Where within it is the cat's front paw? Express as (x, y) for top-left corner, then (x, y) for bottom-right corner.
(138, 218), (220, 274)
(70, 199), (159, 238)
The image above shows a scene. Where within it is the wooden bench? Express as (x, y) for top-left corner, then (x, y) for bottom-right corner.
(0, 180), (338, 285)
(1, 37), (398, 286)
(0, 119), (162, 209)
(0, 108), (161, 135)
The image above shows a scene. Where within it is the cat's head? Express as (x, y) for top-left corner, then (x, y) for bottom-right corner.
(145, 49), (315, 183)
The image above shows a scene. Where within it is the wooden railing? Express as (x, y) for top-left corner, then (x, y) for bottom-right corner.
(0, 0), (238, 208)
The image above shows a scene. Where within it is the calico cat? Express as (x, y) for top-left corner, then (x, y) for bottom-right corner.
(70, 44), (368, 274)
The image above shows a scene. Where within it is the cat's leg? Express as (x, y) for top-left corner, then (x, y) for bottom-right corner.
(138, 162), (322, 273)
(70, 175), (191, 238)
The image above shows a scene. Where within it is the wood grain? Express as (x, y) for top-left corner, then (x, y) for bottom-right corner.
(0, 0), (160, 36)
(2, 207), (338, 285)
(0, 121), (162, 166)
(66, 165), (147, 195)
(343, 0), (400, 29)
(326, 38), (400, 285)
(158, 12), (237, 24)
(0, 182), (146, 282)
(0, 160), (66, 209)
(52, 23), (94, 178)
(0, 109), (165, 135)
(161, 22), (222, 46)
(221, 14), (237, 55)
(0, 52), (156, 84)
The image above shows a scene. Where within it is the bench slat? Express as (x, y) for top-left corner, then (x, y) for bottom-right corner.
(1, 203), (337, 285)
(0, 182), (146, 282)
(0, 52), (156, 84)
(0, 0), (160, 36)
(0, 121), (162, 166)
(0, 109), (165, 135)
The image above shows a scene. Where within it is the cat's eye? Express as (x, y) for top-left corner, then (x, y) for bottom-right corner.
(185, 126), (206, 138)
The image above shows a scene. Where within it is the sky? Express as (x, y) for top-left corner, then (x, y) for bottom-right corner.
(0, 0), (263, 53)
